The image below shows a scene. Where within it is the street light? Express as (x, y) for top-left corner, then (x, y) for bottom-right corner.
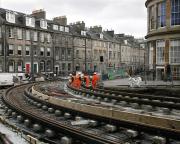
(30, 30), (34, 81)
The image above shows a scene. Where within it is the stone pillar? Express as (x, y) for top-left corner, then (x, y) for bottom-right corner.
(166, 0), (171, 28)
(165, 39), (169, 64)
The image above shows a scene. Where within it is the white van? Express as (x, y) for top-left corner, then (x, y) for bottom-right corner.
(0, 73), (14, 86)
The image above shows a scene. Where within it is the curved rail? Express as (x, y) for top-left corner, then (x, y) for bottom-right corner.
(2, 84), (122, 144)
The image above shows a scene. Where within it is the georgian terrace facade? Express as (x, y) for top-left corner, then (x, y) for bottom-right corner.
(0, 8), (144, 76)
(0, 8), (72, 75)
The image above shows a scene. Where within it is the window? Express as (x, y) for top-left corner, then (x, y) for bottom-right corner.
(47, 61), (51, 72)
(47, 34), (51, 43)
(40, 61), (45, 72)
(67, 49), (71, 57)
(17, 28), (22, 39)
(9, 45), (14, 55)
(109, 51), (112, 60)
(40, 19), (47, 29)
(100, 34), (103, 39)
(33, 47), (37, 56)
(6, 11), (15, 23)
(113, 52), (116, 59)
(157, 1), (166, 28)
(149, 43), (154, 69)
(53, 25), (58, 30)
(0, 60), (2, 72)
(8, 61), (14, 72)
(171, 0), (180, 25)
(62, 49), (65, 59)
(26, 30), (30, 40)
(0, 27), (1, 38)
(55, 47), (59, 60)
(65, 27), (69, 32)
(0, 44), (2, 56)
(76, 50), (79, 58)
(26, 46), (30, 56)
(62, 63), (66, 70)
(47, 48), (51, 56)
(170, 40), (180, 63)
(68, 63), (71, 71)
(18, 45), (22, 55)
(40, 47), (44, 56)
(8, 27), (14, 38)
(81, 30), (86, 36)
(26, 17), (35, 27)
(17, 61), (23, 72)
(156, 40), (165, 64)
(59, 26), (64, 31)
(40, 33), (44, 42)
(33, 31), (38, 41)
(149, 5), (156, 30)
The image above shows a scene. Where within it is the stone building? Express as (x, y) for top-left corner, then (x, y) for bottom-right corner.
(145, 0), (180, 80)
(0, 8), (73, 75)
(0, 7), (145, 78)
(0, 8), (53, 74)
(49, 17), (73, 76)
(115, 34), (145, 74)
(70, 24), (121, 74)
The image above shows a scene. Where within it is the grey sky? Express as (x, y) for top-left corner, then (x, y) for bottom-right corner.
(1, 0), (147, 38)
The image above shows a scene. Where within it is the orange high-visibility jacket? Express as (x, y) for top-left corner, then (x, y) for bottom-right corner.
(74, 75), (81, 89)
(70, 76), (75, 87)
(84, 75), (90, 88)
(92, 74), (99, 89)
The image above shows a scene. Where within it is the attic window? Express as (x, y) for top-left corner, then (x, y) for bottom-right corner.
(6, 11), (15, 23)
(53, 25), (58, 30)
(81, 30), (86, 36)
(40, 19), (47, 29)
(65, 27), (69, 32)
(100, 33), (103, 39)
(26, 17), (35, 27)
(59, 26), (64, 31)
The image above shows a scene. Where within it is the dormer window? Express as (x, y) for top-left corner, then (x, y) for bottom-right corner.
(6, 11), (15, 23)
(59, 26), (64, 31)
(65, 27), (69, 33)
(26, 17), (35, 27)
(53, 25), (58, 30)
(40, 19), (47, 29)
(81, 30), (86, 36)
(100, 33), (103, 39)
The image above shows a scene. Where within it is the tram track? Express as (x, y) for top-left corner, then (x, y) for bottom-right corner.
(1, 82), (180, 143)
(68, 84), (180, 111)
(1, 83), (130, 144)
(32, 83), (180, 141)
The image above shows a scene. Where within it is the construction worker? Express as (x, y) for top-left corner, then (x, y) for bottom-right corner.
(69, 73), (74, 86)
(84, 72), (90, 88)
(74, 72), (81, 89)
(92, 72), (100, 89)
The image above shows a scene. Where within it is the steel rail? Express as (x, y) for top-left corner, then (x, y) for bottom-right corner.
(2, 84), (121, 144)
(68, 85), (180, 110)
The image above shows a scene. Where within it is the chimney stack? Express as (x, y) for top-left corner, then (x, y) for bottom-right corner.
(53, 16), (67, 25)
(31, 9), (46, 19)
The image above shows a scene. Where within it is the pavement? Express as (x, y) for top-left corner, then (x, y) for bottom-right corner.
(103, 78), (180, 87)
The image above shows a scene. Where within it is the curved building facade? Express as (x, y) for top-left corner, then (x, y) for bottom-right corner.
(145, 0), (180, 80)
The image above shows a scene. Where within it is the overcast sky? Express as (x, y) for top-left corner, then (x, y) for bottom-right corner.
(0, 0), (147, 38)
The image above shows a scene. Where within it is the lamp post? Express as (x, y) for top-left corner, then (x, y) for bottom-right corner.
(30, 30), (34, 81)
(84, 37), (87, 72)
(1, 20), (7, 72)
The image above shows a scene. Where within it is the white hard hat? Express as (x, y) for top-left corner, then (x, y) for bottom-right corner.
(93, 72), (97, 75)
